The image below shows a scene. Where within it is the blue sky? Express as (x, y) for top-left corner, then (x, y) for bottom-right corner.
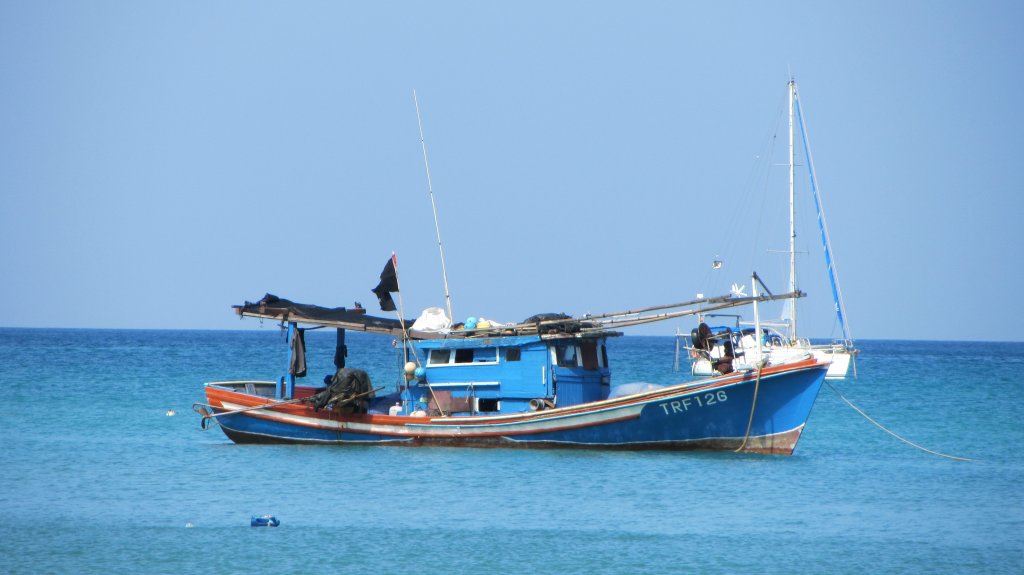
(1, 1), (1021, 341)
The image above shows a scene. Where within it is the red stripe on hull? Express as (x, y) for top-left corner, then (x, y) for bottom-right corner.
(218, 423), (804, 454)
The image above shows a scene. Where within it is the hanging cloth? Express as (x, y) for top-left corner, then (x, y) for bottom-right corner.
(289, 328), (307, 377)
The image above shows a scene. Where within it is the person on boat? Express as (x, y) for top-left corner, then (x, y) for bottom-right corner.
(691, 323), (713, 358)
(713, 356), (734, 375)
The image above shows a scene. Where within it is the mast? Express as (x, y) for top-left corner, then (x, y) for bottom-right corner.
(787, 78), (798, 341)
(413, 90), (454, 322)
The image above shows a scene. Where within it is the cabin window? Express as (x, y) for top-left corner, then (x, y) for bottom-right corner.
(505, 348), (521, 362)
(476, 398), (500, 412)
(556, 345), (579, 368)
(430, 347), (499, 365)
(428, 349), (452, 365)
(600, 344), (608, 368)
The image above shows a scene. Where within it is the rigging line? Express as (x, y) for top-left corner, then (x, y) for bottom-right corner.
(704, 95), (787, 299)
(749, 127), (774, 277)
(709, 99), (785, 302)
(739, 91), (788, 278)
(824, 381), (973, 462)
(752, 90), (789, 272)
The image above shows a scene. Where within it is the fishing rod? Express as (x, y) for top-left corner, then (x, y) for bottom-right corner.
(582, 288), (797, 323)
(476, 289), (802, 336)
(584, 291), (805, 331)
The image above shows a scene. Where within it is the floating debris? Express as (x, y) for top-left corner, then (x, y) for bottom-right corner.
(185, 522), (193, 528)
(251, 515), (280, 527)
(166, 409), (176, 416)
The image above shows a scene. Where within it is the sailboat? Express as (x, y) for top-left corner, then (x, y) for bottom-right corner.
(688, 79), (857, 379)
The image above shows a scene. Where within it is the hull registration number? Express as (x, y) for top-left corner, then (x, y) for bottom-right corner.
(658, 390), (728, 415)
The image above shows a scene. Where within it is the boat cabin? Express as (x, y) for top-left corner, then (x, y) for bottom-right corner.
(223, 293), (619, 418)
(407, 334), (612, 416)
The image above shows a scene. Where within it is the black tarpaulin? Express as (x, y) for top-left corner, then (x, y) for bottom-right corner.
(234, 293), (409, 335)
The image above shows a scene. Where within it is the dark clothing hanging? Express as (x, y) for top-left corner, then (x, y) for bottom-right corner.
(289, 328), (307, 377)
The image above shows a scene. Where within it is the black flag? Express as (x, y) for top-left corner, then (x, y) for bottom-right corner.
(371, 255), (399, 312)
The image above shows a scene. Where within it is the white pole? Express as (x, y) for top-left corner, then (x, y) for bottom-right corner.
(752, 272), (763, 363)
(787, 78), (798, 342)
(390, 253), (420, 366)
(413, 90), (454, 323)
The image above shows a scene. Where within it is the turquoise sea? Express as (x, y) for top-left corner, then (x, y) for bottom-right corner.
(1, 328), (1022, 574)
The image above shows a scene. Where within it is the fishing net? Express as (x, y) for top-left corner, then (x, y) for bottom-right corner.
(311, 368), (374, 412)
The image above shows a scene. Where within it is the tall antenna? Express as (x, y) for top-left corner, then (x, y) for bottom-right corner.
(413, 90), (454, 322)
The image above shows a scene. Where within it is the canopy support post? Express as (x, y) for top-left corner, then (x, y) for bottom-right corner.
(335, 328), (347, 369)
(281, 321), (298, 400)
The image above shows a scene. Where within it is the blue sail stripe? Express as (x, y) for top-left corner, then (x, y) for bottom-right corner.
(794, 96), (851, 344)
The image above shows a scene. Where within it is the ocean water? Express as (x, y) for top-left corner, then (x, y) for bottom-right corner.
(1, 328), (1021, 574)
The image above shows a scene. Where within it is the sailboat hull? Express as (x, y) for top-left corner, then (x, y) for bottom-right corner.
(688, 326), (854, 380)
(811, 346), (854, 379)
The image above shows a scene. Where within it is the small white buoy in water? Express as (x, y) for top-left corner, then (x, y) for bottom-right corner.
(185, 522), (194, 528)
(166, 409), (176, 416)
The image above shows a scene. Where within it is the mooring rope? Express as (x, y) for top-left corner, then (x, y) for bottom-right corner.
(825, 381), (973, 462)
(735, 364), (764, 453)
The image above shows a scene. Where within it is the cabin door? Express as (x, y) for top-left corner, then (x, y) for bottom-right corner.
(550, 340), (607, 406)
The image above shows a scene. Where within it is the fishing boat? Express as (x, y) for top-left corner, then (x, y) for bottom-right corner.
(195, 269), (829, 455)
(688, 79), (857, 379)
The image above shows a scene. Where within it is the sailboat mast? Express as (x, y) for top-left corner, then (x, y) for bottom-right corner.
(788, 79), (798, 341)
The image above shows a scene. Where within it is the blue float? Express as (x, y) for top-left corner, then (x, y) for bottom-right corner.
(251, 515), (280, 527)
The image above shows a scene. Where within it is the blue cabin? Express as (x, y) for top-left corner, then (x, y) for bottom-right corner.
(225, 294), (621, 417)
(403, 334), (614, 416)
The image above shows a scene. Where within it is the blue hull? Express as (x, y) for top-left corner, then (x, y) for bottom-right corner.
(207, 360), (827, 455)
